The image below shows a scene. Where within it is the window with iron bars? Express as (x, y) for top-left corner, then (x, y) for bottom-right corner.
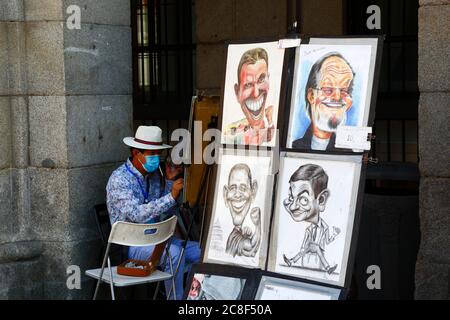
(347, 0), (419, 165)
(131, 0), (196, 121)
(346, 0), (419, 194)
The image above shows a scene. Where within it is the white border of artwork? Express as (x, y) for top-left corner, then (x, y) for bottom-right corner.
(255, 276), (342, 300)
(203, 148), (275, 269)
(268, 152), (362, 287)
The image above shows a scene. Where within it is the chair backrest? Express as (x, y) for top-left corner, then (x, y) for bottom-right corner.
(108, 215), (178, 247)
(93, 203), (111, 245)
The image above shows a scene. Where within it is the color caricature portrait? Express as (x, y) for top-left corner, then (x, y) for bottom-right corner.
(203, 150), (273, 269)
(187, 273), (246, 300)
(286, 44), (373, 151)
(221, 42), (285, 147)
(269, 153), (361, 287)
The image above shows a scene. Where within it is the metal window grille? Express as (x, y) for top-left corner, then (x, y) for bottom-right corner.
(131, 0), (196, 121)
(346, 0), (419, 164)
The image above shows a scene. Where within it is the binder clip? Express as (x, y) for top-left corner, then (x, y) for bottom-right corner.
(363, 154), (379, 165)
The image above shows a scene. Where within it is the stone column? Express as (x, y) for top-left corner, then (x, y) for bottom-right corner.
(0, 0), (133, 299)
(415, 0), (450, 299)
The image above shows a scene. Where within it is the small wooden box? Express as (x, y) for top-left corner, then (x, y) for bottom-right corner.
(116, 241), (167, 277)
(117, 259), (156, 277)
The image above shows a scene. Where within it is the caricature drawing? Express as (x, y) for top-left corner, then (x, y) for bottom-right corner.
(188, 274), (245, 300)
(223, 47), (275, 146)
(282, 164), (340, 274)
(223, 163), (261, 257)
(292, 52), (355, 151)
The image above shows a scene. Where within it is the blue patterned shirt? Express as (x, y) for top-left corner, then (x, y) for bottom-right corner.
(106, 159), (176, 225)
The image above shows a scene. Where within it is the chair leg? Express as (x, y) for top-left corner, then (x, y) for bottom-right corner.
(153, 281), (160, 300)
(107, 256), (115, 300)
(158, 238), (171, 300)
(94, 242), (111, 300)
(166, 248), (177, 300)
(172, 246), (186, 290)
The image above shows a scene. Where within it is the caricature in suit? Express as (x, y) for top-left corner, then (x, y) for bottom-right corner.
(282, 164), (340, 274)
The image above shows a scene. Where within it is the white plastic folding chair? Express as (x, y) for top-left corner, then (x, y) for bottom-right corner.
(86, 215), (178, 300)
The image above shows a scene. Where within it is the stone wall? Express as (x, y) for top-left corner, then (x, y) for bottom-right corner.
(299, 0), (345, 36)
(195, 0), (288, 95)
(195, 0), (344, 94)
(0, 0), (133, 299)
(415, 0), (450, 299)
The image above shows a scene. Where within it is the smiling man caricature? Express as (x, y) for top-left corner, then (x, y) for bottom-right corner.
(293, 53), (355, 151)
(223, 164), (261, 258)
(282, 164), (340, 274)
(224, 48), (275, 146)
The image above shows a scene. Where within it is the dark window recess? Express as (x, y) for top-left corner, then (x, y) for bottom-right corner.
(346, 0), (420, 302)
(347, 0), (419, 168)
(131, 0), (196, 121)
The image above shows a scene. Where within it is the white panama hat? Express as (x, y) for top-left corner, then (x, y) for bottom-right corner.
(123, 126), (172, 150)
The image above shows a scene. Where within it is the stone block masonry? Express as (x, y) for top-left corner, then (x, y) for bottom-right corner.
(0, 0), (132, 299)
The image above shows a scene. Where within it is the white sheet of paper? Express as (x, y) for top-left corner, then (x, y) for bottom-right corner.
(278, 38), (301, 48)
(335, 126), (372, 151)
(260, 284), (333, 300)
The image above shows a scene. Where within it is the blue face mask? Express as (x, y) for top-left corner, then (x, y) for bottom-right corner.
(140, 154), (160, 173)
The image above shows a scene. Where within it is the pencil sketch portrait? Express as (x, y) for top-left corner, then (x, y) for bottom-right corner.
(281, 164), (340, 274)
(269, 153), (362, 286)
(204, 151), (272, 269)
(224, 164), (261, 258)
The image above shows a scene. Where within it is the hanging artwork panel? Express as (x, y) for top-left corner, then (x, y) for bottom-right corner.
(202, 149), (274, 269)
(254, 274), (344, 300)
(220, 41), (286, 147)
(268, 152), (363, 287)
(285, 37), (382, 152)
(183, 263), (258, 300)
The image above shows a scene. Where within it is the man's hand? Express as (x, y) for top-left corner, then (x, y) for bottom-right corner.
(332, 226), (341, 237)
(264, 106), (275, 142)
(265, 105), (273, 126)
(250, 207), (261, 226)
(242, 226), (252, 237)
(166, 162), (184, 181)
(171, 178), (184, 199)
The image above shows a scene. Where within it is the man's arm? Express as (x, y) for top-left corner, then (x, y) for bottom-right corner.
(238, 208), (261, 257)
(324, 225), (340, 244)
(164, 178), (174, 195)
(107, 178), (176, 224)
(160, 179), (177, 220)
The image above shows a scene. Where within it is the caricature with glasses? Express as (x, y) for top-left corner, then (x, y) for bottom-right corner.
(292, 52), (355, 151)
